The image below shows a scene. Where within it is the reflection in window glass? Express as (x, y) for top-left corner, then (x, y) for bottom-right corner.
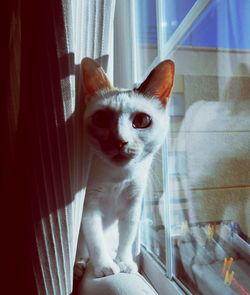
(137, 1), (250, 294)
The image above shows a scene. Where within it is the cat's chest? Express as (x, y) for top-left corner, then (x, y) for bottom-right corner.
(86, 181), (133, 213)
(104, 185), (124, 214)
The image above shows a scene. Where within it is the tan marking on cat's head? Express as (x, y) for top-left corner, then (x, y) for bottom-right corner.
(81, 58), (114, 102)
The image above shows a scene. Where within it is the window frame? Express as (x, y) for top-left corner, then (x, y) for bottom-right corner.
(140, 247), (188, 295)
(135, 0), (211, 84)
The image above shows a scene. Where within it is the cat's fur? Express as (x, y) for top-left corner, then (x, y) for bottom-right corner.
(74, 58), (174, 278)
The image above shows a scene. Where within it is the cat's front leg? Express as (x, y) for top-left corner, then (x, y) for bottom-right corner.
(115, 196), (142, 274)
(83, 209), (120, 277)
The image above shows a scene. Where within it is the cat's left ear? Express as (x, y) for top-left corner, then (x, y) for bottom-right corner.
(134, 60), (175, 107)
(81, 57), (113, 102)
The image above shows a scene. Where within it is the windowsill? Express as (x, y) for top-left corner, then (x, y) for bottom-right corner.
(74, 249), (185, 295)
(75, 261), (158, 295)
(140, 247), (186, 295)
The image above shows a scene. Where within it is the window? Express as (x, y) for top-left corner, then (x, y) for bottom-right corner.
(133, 1), (250, 294)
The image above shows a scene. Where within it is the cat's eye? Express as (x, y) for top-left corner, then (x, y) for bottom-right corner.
(132, 113), (152, 129)
(91, 110), (112, 128)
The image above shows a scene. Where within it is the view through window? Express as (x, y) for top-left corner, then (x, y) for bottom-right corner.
(135, 1), (250, 294)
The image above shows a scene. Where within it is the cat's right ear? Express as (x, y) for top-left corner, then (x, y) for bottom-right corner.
(81, 58), (113, 102)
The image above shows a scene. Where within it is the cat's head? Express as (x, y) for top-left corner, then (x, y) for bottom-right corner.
(82, 58), (174, 167)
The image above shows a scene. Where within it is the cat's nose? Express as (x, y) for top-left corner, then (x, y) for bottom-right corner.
(116, 139), (128, 149)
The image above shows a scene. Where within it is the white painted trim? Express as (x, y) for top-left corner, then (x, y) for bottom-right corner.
(162, 139), (173, 278)
(130, 0), (138, 84)
(113, 0), (136, 88)
(156, 0), (164, 60)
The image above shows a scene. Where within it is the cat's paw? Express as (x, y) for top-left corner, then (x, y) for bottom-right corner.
(94, 260), (120, 278)
(115, 257), (138, 274)
(73, 258), (88, 281)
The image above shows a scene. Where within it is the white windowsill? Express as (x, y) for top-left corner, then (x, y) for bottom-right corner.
(140, 247), (186, 295)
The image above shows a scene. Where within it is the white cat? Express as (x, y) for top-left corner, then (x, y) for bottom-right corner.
(74, 58), (175, 279)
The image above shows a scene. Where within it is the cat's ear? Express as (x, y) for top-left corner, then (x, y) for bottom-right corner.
(134, 60), (175, 107)
(81, 57), (113, 102)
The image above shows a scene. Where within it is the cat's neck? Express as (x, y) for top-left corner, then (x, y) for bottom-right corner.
(88, 152), (153, 184)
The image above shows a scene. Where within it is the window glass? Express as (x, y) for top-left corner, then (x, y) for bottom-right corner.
(137, 1), (250, 294)
(163, 0), (197, 43)
(180, 0), (250, 49)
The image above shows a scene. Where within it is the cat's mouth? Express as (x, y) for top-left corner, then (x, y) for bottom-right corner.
(111, 153), (133, 165)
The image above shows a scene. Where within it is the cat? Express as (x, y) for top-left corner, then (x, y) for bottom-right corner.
(74, 57), (175, 279)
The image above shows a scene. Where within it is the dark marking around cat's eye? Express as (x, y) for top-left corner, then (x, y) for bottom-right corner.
(91, 109), (115, 128)
(89, 110), (127, 154)
(132, 113), (152, 129)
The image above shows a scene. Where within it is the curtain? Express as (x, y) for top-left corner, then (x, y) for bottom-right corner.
(1, 0), (116, 294)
